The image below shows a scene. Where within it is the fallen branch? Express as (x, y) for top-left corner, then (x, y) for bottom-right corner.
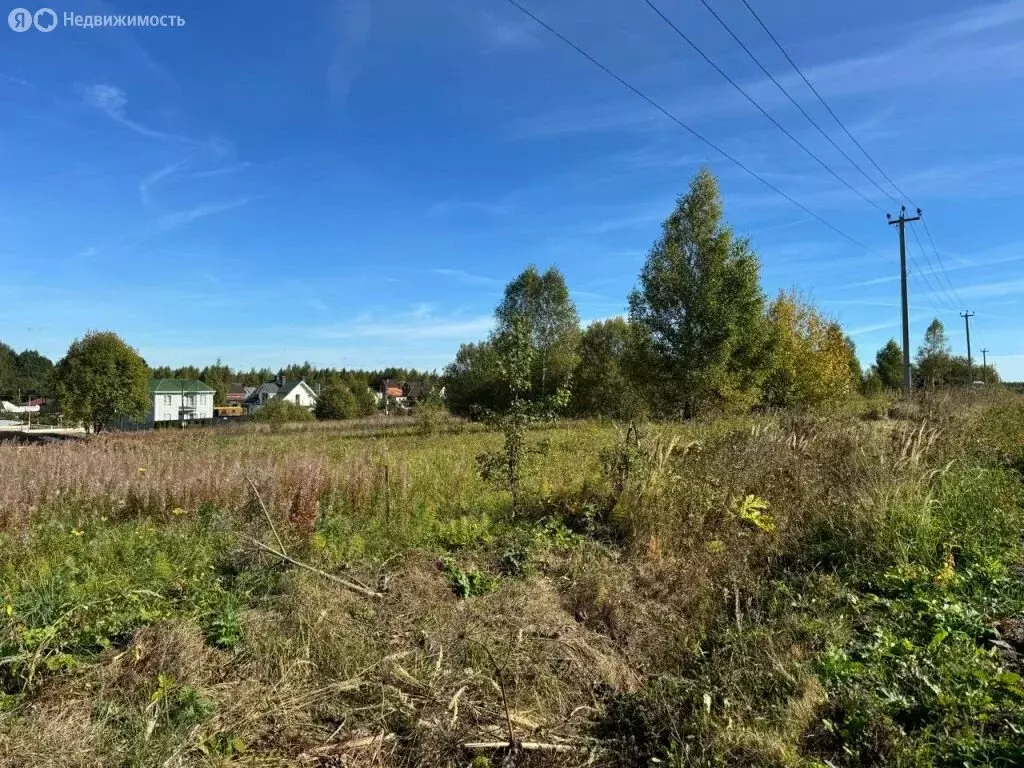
(463, 741), (584, 753)
(246, 475), (287, 555)
(251, 539), (384, 599)
(307, 732), (396, 754)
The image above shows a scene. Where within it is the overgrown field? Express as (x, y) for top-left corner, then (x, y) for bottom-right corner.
(3, 394), (1024, 767)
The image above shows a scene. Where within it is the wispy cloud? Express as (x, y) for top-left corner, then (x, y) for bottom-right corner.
(433, 268), (503, 287)
(430, 266), (501, 286)
(190, 162), (251, 179)
(894, 156), (1024, 200)
(848, 274), (899, 288)
(139, 160), (188, 206)
(571, 290), (608, 301)
(514, 2), (1024, 141)
(940, 278), (1024, 301)
(152, 198), (253, 233)
(80, 83), (229, 154)
(90, 197), (255, 257)
(312, 310), (493, 342)
(1, 74), (32, 88)
(81, 84), (172, 140)
(847, 321), (899, 337)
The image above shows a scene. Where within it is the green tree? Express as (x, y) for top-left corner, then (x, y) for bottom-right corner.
(571, 318), (644, 419)
(0, 342), (18, 399)
(315, 382), (359, 420)
(762, 291), (857, 408)
(443, 341), (506, 418)
(478, 314), (536, 515)
(495, 265), (580, 403)
(875, 340), (904, 391)
(352, 386), (378, 417)
(200, 360), (232, 405)
(628, 168), (769, 418)
(844, 335), (862, 383)
(0, 345), (53, 400)
(915, 318), (952, 388)
(52, 331), (149, 433)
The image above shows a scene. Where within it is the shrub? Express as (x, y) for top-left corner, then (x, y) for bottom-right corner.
(251, 397), (313, 425)
(315, 383), (358, 420)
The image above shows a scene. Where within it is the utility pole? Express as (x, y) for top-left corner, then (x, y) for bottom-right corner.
(961, 311), (975, 385)
(981, 348), (989, 384)
(887, 206), (921, 397)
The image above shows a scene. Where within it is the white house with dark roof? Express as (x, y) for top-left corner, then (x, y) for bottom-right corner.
(244, 373), (318, 413)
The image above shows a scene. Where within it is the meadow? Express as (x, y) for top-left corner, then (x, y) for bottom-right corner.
(2, 393), (1024, 767)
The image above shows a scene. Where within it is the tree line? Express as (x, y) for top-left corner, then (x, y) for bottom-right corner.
(6, 170), (1001, 430)
(0, 343), (53, 402)
(8, 333), (442, 432)
(443, 169), (1001, 421)
(866, 319), (999, 393)
(446, 169), (859, 420)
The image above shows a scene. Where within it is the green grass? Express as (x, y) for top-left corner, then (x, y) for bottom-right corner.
(2, 395), (1024, 766)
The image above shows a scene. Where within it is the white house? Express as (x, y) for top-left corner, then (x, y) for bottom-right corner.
(244, 373), (318, 413)
(1, 401), (39, 414)
(148, 379), (216, 425)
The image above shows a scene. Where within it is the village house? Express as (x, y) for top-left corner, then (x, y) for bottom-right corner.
(226, 383), (254, 405)
(147, 379), (216, 425)
(244, 373), (318, 413)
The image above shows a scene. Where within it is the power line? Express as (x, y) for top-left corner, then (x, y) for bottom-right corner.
(737, 0), (917, 207)
(693, 0), (900, 208)
(919, 213), (965, 308)
(499, 0), (883, 257)
(908, 221), (959, 311)
(640, 0), (885, 214)
(721, 0), (967, 319)
(904, 226), (951, 315)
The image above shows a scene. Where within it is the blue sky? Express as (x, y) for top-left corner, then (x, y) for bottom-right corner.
(2, 0), (1022, 378)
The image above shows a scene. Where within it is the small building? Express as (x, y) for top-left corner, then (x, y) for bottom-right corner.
(226, 383), (249, 405)
(245, 373), (318, 413)
(149, 379), (216, 425)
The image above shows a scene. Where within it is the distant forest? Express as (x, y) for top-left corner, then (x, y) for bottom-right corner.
(0, 341), (439, 405)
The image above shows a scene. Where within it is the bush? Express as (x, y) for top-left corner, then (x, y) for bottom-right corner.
(315, 383), (358, 420)
(250, 397), (313, 425)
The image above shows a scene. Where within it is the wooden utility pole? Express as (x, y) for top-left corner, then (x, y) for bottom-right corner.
(981, 348), (989, 384)
(887, 206), (921, 397)
(961, 311), (975, 385)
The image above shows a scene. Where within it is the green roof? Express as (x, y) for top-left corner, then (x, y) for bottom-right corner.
(149, 379), (216, 394)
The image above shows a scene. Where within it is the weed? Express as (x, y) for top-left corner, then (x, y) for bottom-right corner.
(439, 556), (499, 599)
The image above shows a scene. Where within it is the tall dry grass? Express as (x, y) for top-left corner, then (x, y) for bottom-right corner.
(2, 396), (1023, 766)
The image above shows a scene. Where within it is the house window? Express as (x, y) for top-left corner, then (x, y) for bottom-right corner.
(261, 392), (268, 404)
(163, 395), (171, 406)
(295, 394), (301, 404)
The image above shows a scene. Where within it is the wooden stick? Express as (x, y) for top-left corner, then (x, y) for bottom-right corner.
(251, 539), (384, 599)
(463, 741), (584, 753)
(246, 475), (287, 556)
(471, 639), (515, 747)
